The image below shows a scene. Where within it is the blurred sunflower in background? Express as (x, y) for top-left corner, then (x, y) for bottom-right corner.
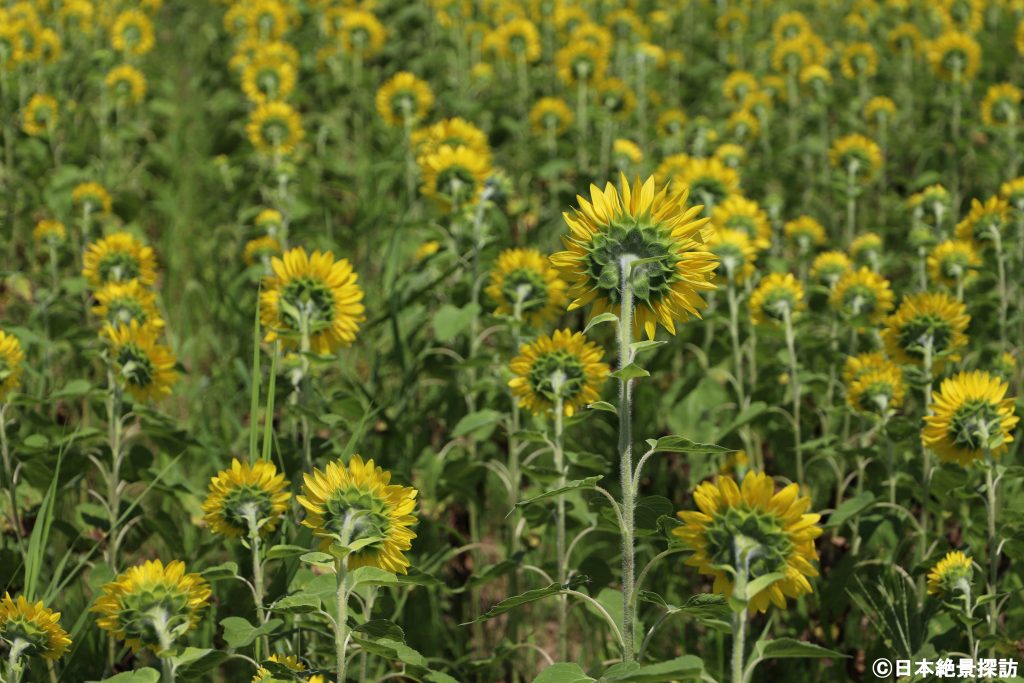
(486, 248), (567, 327)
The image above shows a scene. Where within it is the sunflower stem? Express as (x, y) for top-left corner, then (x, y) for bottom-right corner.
(984, 452), (1000, 649)
(617, 254), (637, 663)
(782, 307), (803, 488)
(105, 365), (125, 574)
(731, 610), (746, 683)
(335, 519), (355, 683)
(919, 339), (934, 565)
(552, 391), (567, 661)
(6, 639), (28, 683)
(244, 508), (268, 661)
(990, 225), (1008, 351)
(0, 403), (26, 564)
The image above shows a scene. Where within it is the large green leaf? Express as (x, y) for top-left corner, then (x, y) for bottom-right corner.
(753, 638), (847, 660)
(534, 663), (596, 683)
(463, 576), (589, 624)
(600, 655), (706, 681)
(515, 477), (602, 509)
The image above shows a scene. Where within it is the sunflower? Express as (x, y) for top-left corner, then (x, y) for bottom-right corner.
(259, 247), (365, 354)
(840, 42), (877, 79)
(411, 117), (491, 162)
(714, 143), (746, 168)
(252, 654), (325, 683)
(34, 27), (60, 64)
(82, 232), (157, 288)
(484, 18), (541, 63)
(111, 9), (154, 56)
(928, 239), (980, 289)
(244, 236), (282, 266)
(1000, 177), (1024, 208)
(418, 144), (492, 211)
(829, 134), (883, 184)
(21, 93), (58, 137)
(882, 292), (969, 372)
(672, 157), (741, 211)
(0, 329), (24, 402)
(656, 109), (688, 138)
(485, 248), (567, 327)
(864, 96), (897, 124)
(723, 71), (759, 102)
(783, 215), (826, 253)
(798, 64), (832, 93)
(246, 101), (304, 156)
(596, 77), (635, 119)
(0, 594), (71, 660)
(105, 64), (147, 104)
(673, 472), (822, 614)
(810, 251), (852, 288)
(375, 71), (434, 127)
(555, 41), (607, 86)
(830, 267), (894, 325)
(716, 8), (749, 37)
(849, 232), (883, 268)
(908, 184), (951, 229)
(334, 9), (386, 58)
(508, 329), (610, 417)
(93, 559), (211, 653)
(33, 219), (66, 246)
(922, 371), (1019, 466)
(955, 196), (1010, 244)
(551, 174), (718, 340)
(241, 50), (297, 104)
(530, 97), (574, 136)
(928, 31), (980, 81)
(612, 139), (643, 167)
(926, 551), (973, 597)
(72, 181), (113, 215)
(297, 456), (417, 574)
(980, 83), (1021, 126)
(413, 240), (440, 263)
(772, 11), (811, 41)
(92, 280), (165, 332)
(771, 37), (813, 74)
(705, 228), (759, 284)
(749, 272), (805, 326)
(255, 208), (284, 233)
(843, 351), (898, 386)
(726, 109), (760, 141)
(711, 196), (772, 250)
(888, 22), (922, 54)
(202, 458), (291, 538)
(846, 365), (905, 415)
(104, 320), (178, 402)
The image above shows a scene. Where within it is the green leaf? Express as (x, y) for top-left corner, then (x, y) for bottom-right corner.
(220, 616), (282, 649)
(600, 655), (706, 681)
(463, 576), (589, 624)
(826, 492), (876, 528)
(744, 572), (787, 600)
(273, 593), (321, 613)
(753, 638), (848, 660)
(90, 669), (160, 683)
(201, 562), (239, 581)
(169, 647), (229, 676)
(300, 551), (335, 567)
(611, 363), (650, 380)
(424, 672), (461, 683)
(584, 312), (618, 333)
(452, 409), (504, 438)
(533, 663), (596, 683)
(51, 379), (92, 400)
(433, 303), (480, 342)
(265, 544), (308, 560)
(514, 477), (602, 509)
(629, 340), (667, 355)
(350, 635), (426, 667)
(353, 619), (404, 641)
(646, 435), (732, 454)
(588, 401), (617, 413)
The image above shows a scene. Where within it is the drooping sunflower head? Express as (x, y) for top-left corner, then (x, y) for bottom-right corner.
(672, 157), (741, 213)
(749, 272), (805, 326)
(508, 329), (610, 417)
(923, 370), (1019, 466)
(246, 101), (304, 156)
(92, 559), (211, 653)
(111, 9), (154, 56)
(882, 291), (969, 372)
(244, 236), (282, 267)
(840, 41), (877, 79)
(888, 22), (922, 53)
(980, 83), (1021, 126)
(714, 143), (746, 168)
(849, 232), (883, 267)
(0, 594), (71, 660)
(33, 219), (66, 247)
(72, 181), (113, 215)
(252, 654), (325, 683)
(612, 139), (643, 169)
(798, 64), (832, 93)
(864, 96), (897, 124)
(297, 456), (418, 574)
(908, 184), (951, 228)
(202, 458), (291, 539)
(829, 134), (883, 184)
(843, 351), (897, 386)
(105, 64), (147, 104)
(82, 232), (157, 288)
(484, 18), (541, 63)
(555, 41), (608, 85)
(673, 472), (822, 614)
(418, 144), (493, 211)
(375, 71), (434, 127)
(21, 93), (58, 137)
(783, 215), (826, 253)
(771, 36), (813, 73)
(530, 97), (574, 136)
(103, 319), (177, 402)
(846, 365), (905, 415)
(657, 108), (689, 138)
(93, 280), (164, 332)
(596, 77), (636, 119)
(1000, 176), (1024, 208)
(241, 49), (297, 104)
(551, 174), (719, 340)
(723, 70), (759, 102)
(716, 8), (749, 37)
(810, 250), (852, 288)
(259, 247), (365, 354)
(485, 248), (567, 327)
(926, 551), (973, 597)
(772, 11), (811, 41)
(0, 329), (24, 402)
(928, 30), (981, 80)
(829, 267), (894, 325)
(954, 196), (1010, 244)
(411, 117), (491, 162)
(711, 196), (771, 250)
(927, 239), (980, 288)
(335, 9), (387, 58)
(705, 228), (759, 284)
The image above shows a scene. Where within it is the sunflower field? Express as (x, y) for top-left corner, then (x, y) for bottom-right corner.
(4, 0), (1024, 681)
